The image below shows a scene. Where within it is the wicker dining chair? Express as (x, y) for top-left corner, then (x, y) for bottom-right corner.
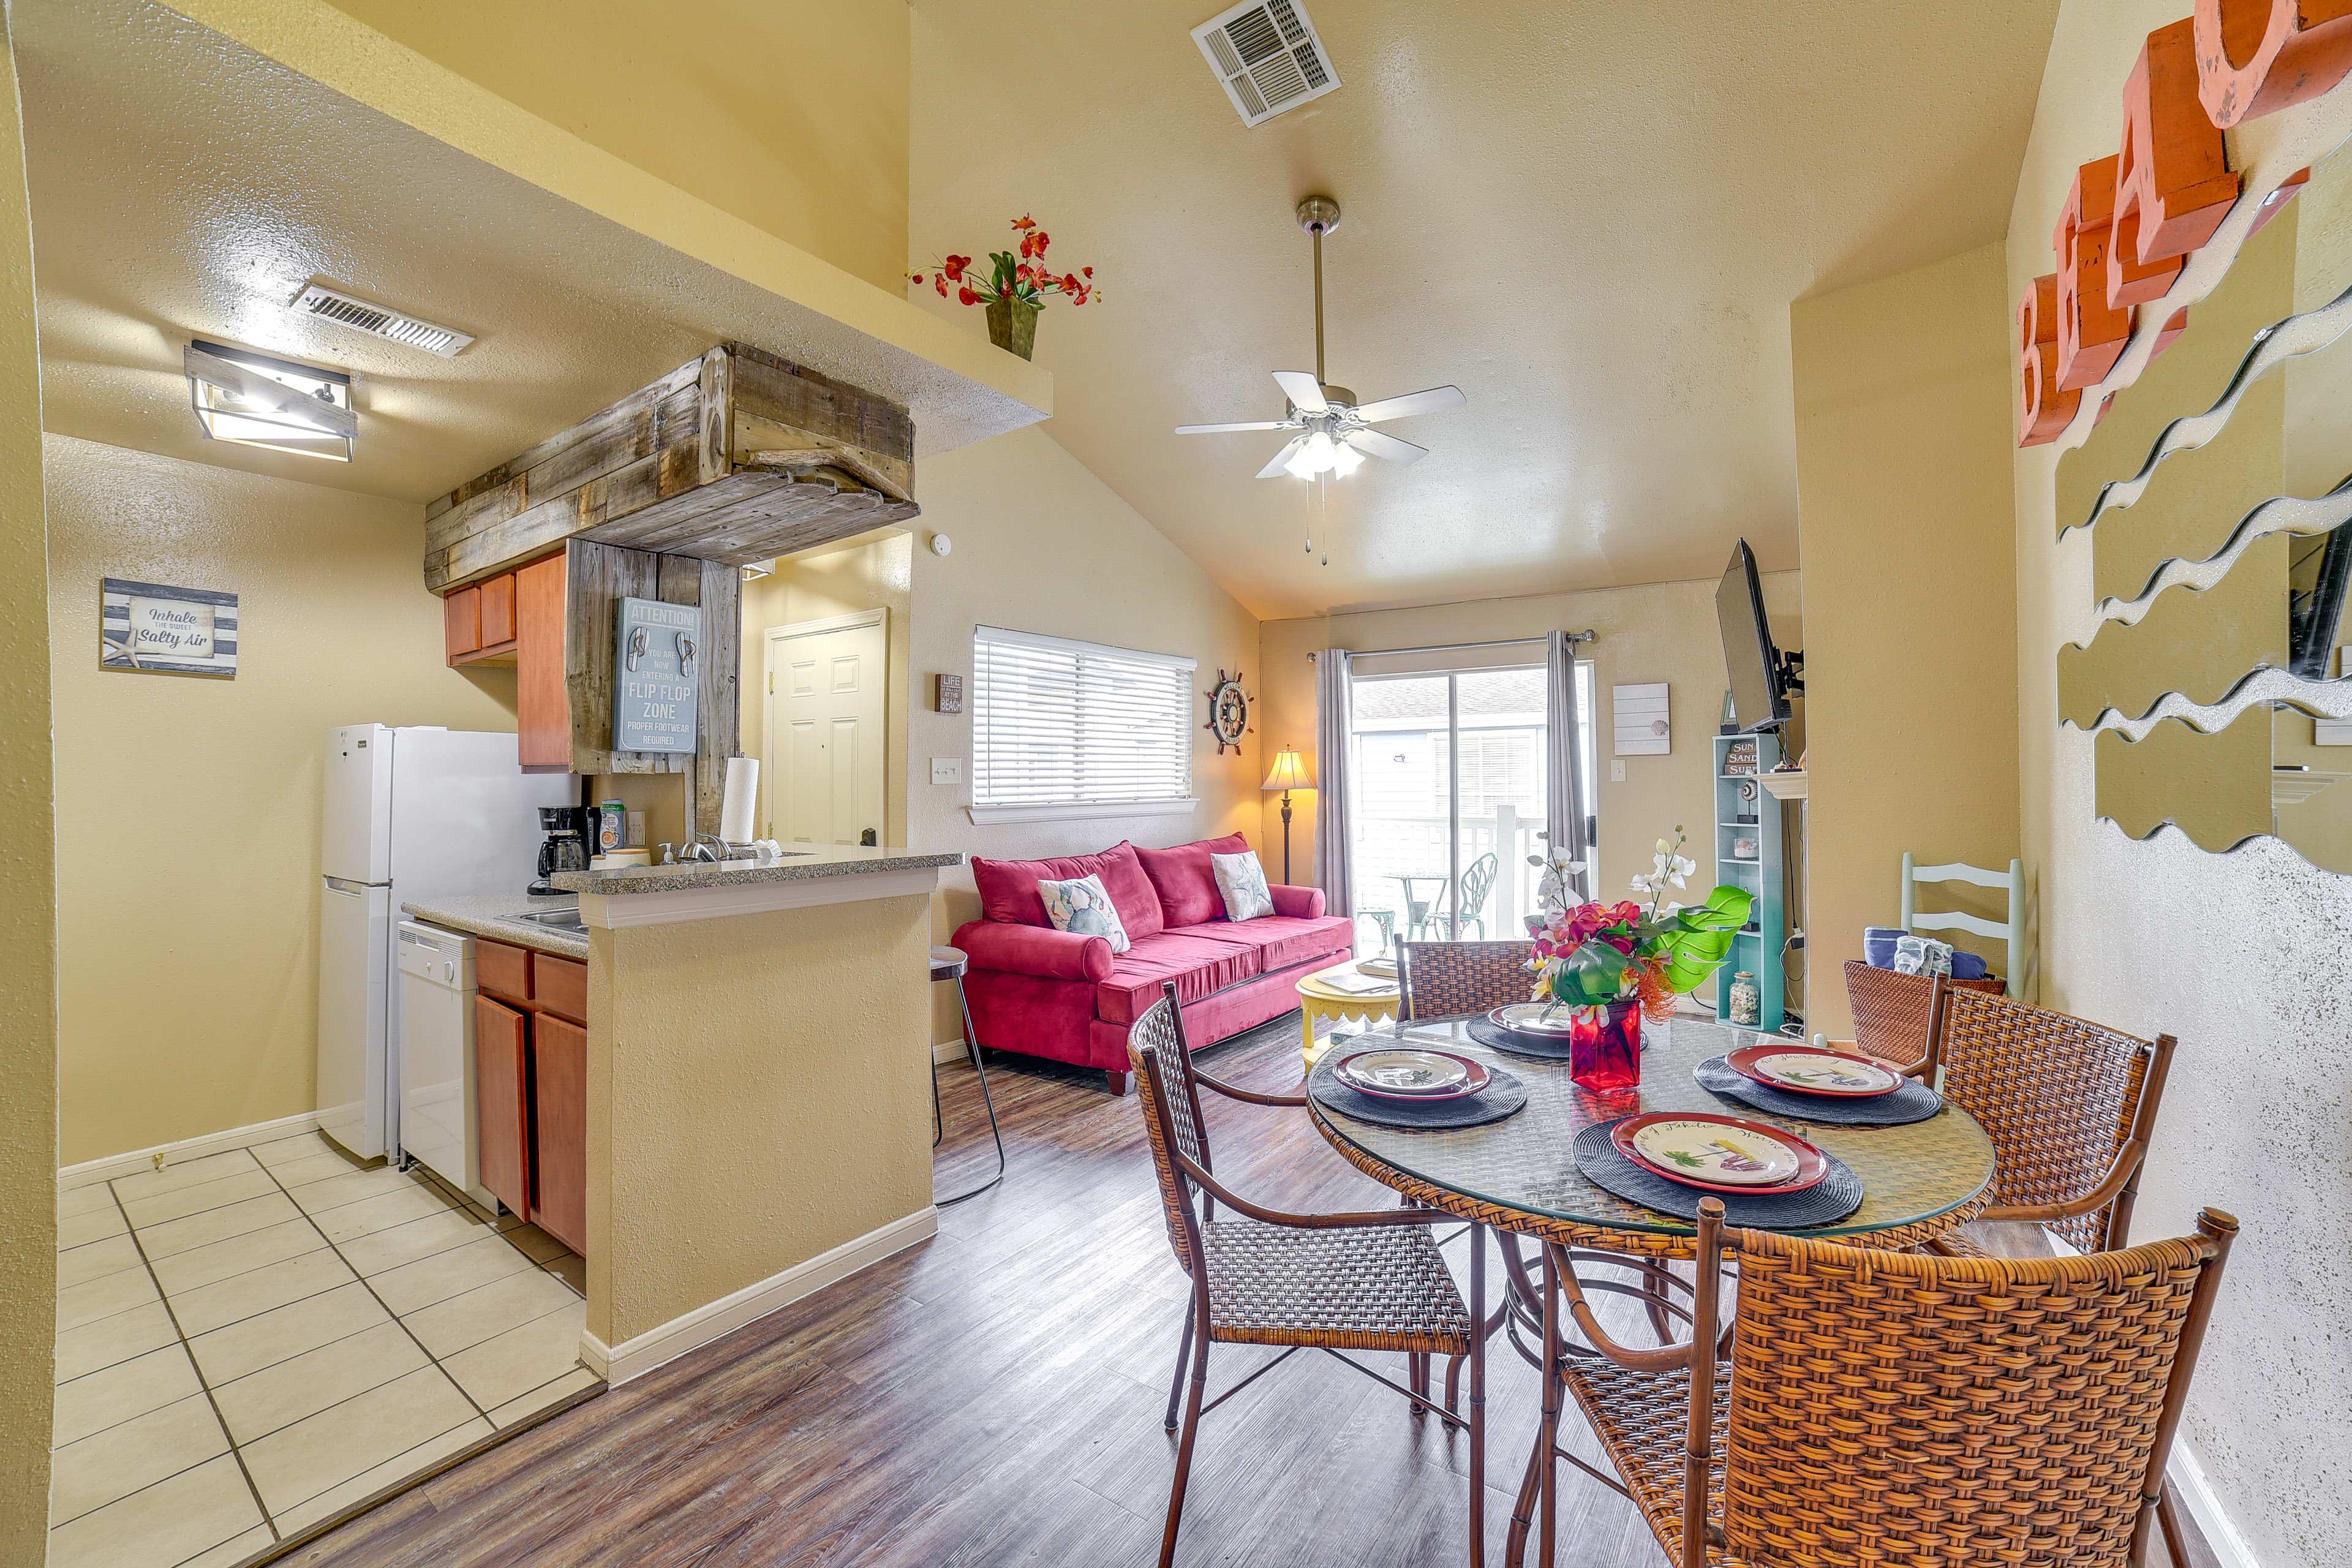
(1552, 1199), (2237, 1568)
(1925, 979), (2176, 1255)
(1129, 986), (1479, 1568)
(1400, 939), (1535, 1021)
(1844, 960), (2002, 1068)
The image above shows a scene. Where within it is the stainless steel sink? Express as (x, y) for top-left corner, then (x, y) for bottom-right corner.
(511, 907), (585, 930)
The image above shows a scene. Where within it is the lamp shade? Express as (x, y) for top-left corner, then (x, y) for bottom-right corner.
(1262, 747), (1314, 791)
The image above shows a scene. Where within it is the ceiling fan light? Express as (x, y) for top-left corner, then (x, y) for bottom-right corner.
(1283, 445), (1322, 480)
(1330, 440), (1365, 477)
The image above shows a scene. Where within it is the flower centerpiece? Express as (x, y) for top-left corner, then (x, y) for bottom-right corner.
(1525, 828), (1754, 1090)
(908, 215), (1099, 361)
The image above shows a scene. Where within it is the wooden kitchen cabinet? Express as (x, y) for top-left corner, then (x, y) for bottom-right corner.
(478, 570), (516, 647)
(438, 556), (536, 673)
(473, 993), (532, 1221)
(514, 551), (570, 771)
(443, 584), (481, 661)
(530, 1013), (589, 1253)
(473, 937), (588, 1254)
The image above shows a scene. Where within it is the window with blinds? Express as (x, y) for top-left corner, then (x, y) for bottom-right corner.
(970, 626), (1199, 821)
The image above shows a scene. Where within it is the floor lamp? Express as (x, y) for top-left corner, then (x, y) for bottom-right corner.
(1262, 747), (1315, 884)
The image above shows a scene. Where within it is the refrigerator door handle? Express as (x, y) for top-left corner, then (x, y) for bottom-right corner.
(325, 877), (370, 896)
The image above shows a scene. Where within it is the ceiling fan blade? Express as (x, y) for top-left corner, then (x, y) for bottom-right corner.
(1256, 437), (1308, 479)
(1346, 428), (1429, 467)
(1174, 419), (1298, 434)
(1352, 385), (1467, 424)
(1272, 371), (1328, 414)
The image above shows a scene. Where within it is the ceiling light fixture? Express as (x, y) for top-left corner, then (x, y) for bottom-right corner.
(184, 339), (355, 462)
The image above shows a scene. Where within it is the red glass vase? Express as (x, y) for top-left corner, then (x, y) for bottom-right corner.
(1569, 999), (1643, 1091)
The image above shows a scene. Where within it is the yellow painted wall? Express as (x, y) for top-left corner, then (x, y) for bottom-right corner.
(906, 425), (1264, 1046)
(45, 435), (518, 1164)
(1791, 243), (2022, 1035)
(585, 891), (933, 1347)
(739, 532), (914, 848)
(0, 9), (56, 1553)
(314, 0), (910, 294)
(2006, 2), (2352, 1558)
(1254, 571), (1803, 914)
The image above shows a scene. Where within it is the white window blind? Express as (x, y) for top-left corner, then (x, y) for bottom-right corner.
(970, 627), (1199, 823)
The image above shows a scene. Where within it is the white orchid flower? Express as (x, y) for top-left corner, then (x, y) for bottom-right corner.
(1656, 838), (1670, 856)
(1667, 853), (1696, 889)
(1629, 872), (1657, 895)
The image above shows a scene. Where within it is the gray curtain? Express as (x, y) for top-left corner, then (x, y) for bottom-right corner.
(1311, 648), (1352, 915)
(1545, 631), (1593, 902)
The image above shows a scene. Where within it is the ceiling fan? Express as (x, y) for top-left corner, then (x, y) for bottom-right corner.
(1175, 194), (1466, 479)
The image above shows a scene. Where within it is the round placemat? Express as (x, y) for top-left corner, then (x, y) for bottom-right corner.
(1465, 1015), (1578, 1061)
(1309, 1057), (1529, 1130)
(1572, 1120), (1863, 1227)
(1693, 1055), (1944, 1127)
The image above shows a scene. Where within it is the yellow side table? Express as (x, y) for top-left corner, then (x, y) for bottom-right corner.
(1295, 960), (1402, 1072)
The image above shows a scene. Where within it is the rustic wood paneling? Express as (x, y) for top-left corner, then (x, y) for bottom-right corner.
(565, 539), (668, 778)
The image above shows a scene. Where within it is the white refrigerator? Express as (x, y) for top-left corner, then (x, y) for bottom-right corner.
(318, 725), (571, 1161)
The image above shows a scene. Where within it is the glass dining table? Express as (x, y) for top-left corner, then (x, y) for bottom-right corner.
(1305, 1011), (1997, 1567)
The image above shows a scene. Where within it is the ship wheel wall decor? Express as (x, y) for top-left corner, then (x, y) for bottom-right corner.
(1205, 669), (1253, 754)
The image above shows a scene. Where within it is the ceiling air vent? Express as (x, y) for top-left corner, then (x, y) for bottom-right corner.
(1193, 0), (1340, 128)
(290, 281), (474, 357)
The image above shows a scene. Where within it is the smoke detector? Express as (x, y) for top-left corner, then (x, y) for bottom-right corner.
(290, 280), (474, 357)
(1192, 0), (1340, 127)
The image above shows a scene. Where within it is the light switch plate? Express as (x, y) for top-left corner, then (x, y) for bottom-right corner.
(627, 810), (646, 846)
(1610, 758), (1626, 782)
(930, 757), (962, 785)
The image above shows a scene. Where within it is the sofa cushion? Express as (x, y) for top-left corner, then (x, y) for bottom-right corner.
(1095, 931), (1261, 1025)
(971, 841), (1164, 939)
(1181, 914), (1354, 974)
(1135, 834), (1250, 929)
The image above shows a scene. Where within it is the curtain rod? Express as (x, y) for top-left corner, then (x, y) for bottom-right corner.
(1307, 631), (1595, 662)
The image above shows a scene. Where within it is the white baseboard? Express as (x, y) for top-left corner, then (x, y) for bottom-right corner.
(58, 1110), (325, 1190)
(579, 1205), (939, 1385)
(2169, 1436), (2259, 1568)
(932, 1036), (969, 1065)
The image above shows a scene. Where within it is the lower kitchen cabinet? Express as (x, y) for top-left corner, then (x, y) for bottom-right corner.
(530, 1013), (589, 1253)
(473, 995), (532, 1220)
(473, 938), (588, 1254)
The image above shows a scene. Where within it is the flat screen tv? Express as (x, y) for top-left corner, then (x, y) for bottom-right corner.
(1717, 540), (1795, 733)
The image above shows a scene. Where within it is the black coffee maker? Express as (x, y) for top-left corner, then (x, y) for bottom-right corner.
(528, 805), (590, 897)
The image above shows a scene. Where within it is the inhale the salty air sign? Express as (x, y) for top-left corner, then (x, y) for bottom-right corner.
(612, 597), (700, 753)
(100, 578), (239, 677)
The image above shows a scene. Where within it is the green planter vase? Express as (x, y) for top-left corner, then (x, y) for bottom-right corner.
(986, 297), (1040, 360)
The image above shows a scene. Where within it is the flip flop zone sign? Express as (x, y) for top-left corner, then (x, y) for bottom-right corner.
(2017, 0), (2352, 447)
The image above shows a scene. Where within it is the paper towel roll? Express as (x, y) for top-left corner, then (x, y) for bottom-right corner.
(720, 755), (759, 845)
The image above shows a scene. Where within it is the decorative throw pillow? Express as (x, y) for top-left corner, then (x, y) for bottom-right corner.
(1891, 934), (1954, 978)
(1039, 873), (1131, 953)
(1210, 850), (1275, 922)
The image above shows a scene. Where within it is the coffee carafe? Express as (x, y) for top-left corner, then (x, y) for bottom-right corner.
(529, 805), (590, 897)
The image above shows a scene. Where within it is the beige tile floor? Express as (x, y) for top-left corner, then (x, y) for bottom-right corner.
(50, 1130), (600, 1568)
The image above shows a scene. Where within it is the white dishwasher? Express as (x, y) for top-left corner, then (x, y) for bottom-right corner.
(396, 921), (496, 1212)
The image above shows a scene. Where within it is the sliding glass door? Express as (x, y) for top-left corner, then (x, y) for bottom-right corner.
(1347, 658), (1592, 950)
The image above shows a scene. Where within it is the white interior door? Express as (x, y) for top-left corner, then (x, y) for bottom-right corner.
(764, 611), (888, 846)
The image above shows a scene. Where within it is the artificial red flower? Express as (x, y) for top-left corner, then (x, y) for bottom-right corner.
(1082, 266), (1093, 277)
(1033, 231), (1049, 254)
(944, 254), (970, 281)
(907, 271), (924, 284)
(935, 275), (949, 298)
(1011, 214), (1036, 231)
(957, 286), (979, 306)
(1018, 233), (1036, 259)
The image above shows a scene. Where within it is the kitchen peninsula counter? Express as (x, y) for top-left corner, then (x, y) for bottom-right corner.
(399, 893), (588, 959)
(542, 843), (962, 1386)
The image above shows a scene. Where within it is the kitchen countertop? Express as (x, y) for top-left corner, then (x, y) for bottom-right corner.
(401, 894), (589, 959)
(551, 843), (962, 897)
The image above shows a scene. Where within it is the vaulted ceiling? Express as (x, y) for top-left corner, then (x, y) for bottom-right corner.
(910, 0), (2061, 619)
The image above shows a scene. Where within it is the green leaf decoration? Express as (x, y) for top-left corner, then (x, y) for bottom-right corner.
(1648, 884), (1755, 994)
(1548, 940), (1630, 1008)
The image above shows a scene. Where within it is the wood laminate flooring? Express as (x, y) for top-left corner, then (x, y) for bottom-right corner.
(282, 1019), (2220, 1568)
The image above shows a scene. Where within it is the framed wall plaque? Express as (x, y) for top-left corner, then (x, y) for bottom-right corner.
(612, 596), (700, 753)
(100, 578), (238, 677)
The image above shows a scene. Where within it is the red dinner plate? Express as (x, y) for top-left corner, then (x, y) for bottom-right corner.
(1332, 1047), (1492, 1102)
(1725, 1042), (1905, 1098)
(1609, 1112), (1830, 1196)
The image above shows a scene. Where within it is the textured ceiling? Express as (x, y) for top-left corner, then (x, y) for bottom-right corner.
(910, 0), (2061, 619)
(17, 0), (1043, 505)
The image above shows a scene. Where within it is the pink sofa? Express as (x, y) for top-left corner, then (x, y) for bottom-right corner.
(952, 834), (1354, 1093)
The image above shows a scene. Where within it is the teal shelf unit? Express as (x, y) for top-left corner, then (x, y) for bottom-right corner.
(1711, 721), (1787, 1033)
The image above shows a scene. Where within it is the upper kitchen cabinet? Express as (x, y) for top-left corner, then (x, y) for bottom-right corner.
(423, 342), (920, 595)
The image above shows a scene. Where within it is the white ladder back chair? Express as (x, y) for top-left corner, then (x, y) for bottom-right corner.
(1899, 853), (2025, 998)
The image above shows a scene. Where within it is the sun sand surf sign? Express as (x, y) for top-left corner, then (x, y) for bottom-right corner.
(100, 578), (238, 677)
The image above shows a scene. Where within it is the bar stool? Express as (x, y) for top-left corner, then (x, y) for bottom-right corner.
(930, 944), (1006, 1205)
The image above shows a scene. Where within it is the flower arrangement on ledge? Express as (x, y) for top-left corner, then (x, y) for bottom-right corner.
(1529, 828), (1754, 1019)
(909, 215), (1099, 361)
